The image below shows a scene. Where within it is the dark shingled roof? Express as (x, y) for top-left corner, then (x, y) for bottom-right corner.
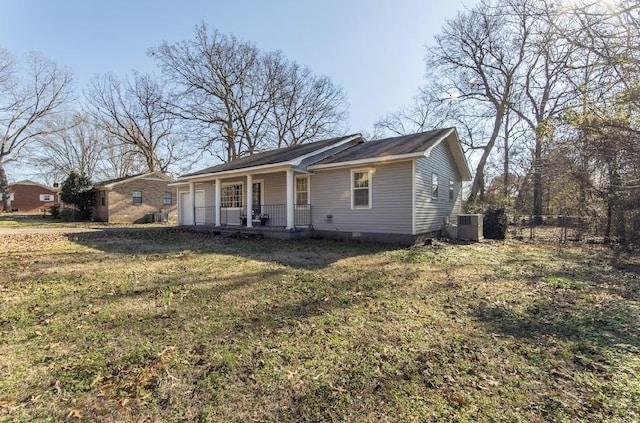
(184, 134), (360, 177)
(94, 172), (170, 187)
(313, 128), (455, 165)
(94, 172), (150, 187)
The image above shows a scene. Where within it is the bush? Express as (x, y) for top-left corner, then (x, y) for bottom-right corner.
(49, 204), (61, 219)
(484, 207), (507, 239)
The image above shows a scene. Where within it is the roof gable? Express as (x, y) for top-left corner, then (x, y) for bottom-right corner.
(9, 180), (57, 191)
(312, 128), (455, 165)
(309, 128), (472, 181)
(94, 172), (172, 189)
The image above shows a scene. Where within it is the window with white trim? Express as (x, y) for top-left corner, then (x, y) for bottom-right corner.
(40, 194), (53, 202)
(449, 180), (454, 201)
(432, 173), (439, 199)
(295, 176), (309, 205)
(221, 183), (243, 208)
(351, 169), (372, 209)
(132, 191), (142, 204)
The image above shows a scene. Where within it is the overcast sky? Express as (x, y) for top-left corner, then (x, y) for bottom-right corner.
(1, 0), (473, 181)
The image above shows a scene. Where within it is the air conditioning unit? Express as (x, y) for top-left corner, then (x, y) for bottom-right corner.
(457, 214), (483, 241)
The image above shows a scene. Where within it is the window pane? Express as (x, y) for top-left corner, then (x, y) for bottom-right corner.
(296, 178), (307, 191)
(449, 181), (454, 201)
(353, 172), (369, 188)
(354, 189), (369, 207)
(432, 174), (438, 198)
(221, 184), (243, 208)
(163, 191), (172, 205)
(133, 191), (142, 204)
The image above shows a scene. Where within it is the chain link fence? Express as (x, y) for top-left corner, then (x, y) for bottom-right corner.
(508, 215), (604, 243)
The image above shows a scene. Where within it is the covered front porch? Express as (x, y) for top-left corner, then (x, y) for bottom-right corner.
(176, 167), (312, 230)
(194, 203), (312, 228)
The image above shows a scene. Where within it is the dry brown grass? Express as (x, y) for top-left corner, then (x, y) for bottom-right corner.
(1, 230), (638, 422)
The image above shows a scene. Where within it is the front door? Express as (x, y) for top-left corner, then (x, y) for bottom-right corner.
(252, 182), (261, 218)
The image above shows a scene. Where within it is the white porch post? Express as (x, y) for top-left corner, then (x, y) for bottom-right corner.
(214, 178), (221, 227)
(189, 181), (196, 225)
(286, 169), (295, 230)
(246, 174), (253, 228)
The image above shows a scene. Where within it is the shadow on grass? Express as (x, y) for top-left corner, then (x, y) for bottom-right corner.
(66, 228), (396, 270)
(476, 250), (640, 350)
(475, 298), (639, 348)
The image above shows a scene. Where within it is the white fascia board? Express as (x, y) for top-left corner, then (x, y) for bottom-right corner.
(444, 129), (472, 181)
(308, 151), (425, 170)
(290, 134), (362, 166)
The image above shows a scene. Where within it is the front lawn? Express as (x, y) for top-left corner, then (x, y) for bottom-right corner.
(1, 230), (638, 421)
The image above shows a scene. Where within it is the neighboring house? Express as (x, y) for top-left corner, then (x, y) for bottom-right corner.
(92, 172), (176, 223)
(173, 128), (472, 244)
(5, 180), (58, 214)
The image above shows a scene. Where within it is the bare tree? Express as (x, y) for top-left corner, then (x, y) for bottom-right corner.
(28, 113), (103, 183)
(399, 0), (530, 204)
(0, 49), (72, 211)
(270, 59), (348, 147)
(505, 0), (579, 218)
(150, 23), (348, 162)
(96, 136), (147, 180)
(374, 88), (459, 137)
(86, 71), (180, 173)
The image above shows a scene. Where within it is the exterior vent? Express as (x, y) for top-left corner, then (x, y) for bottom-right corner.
(457, 214), (483, 241)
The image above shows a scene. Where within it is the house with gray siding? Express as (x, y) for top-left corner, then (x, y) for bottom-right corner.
(172, 128), (471, 244)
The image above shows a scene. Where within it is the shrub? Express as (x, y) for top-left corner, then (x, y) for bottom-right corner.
(484, 207), (507, 239)
(49, 203), (61, 219)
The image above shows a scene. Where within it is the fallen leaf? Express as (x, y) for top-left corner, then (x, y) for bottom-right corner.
(67, 408), (82, 419)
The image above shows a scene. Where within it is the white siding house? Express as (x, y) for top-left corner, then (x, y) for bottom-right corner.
(172, 129), (471, 245)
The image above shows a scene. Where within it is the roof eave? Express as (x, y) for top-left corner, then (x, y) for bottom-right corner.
(178, 135), (362, 181)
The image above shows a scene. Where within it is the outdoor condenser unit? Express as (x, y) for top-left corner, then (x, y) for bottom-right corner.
(457, 214), (483, 241)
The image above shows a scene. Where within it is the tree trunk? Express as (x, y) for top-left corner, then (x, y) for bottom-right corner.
(533, 134), (543, 221)
(503, 116), (510, 199)
(0, 159), (10, 212)
(468, 107), (505, 204)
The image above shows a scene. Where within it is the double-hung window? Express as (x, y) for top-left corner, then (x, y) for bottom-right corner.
(163, 191), (172, 205)
(132, 191), (142, 204)
(295, 176), (309, 206)
(351, 169), (372, 209)
(221, 184), (243, 208)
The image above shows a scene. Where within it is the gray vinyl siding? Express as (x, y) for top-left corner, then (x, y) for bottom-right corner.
(311, 161), (413, 234)
(255, 172), (286, 205)
(415, 141), (463, 234)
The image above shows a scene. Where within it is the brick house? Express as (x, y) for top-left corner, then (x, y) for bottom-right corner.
(5, 180), (59, 214)
(92, 172), (176, 223)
